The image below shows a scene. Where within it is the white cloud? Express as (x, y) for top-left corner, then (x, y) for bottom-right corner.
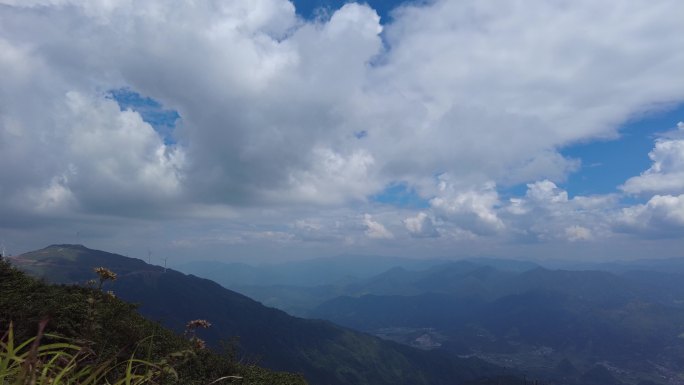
(525, 180), (569, 204)
(615, 194), (684, 237)
(565, 225), (593, 242)
(429, 178), (504, 235)
(369, 0), (684, 189)
(275, 147), (378, 205)
(2, 0), (684, 258)
(63, 92), (184, 195)
(26, 174), (77, 214)
(363, 213), (394, 239)
(621, 136), (684, 195)
(291, 218), (344, 242)
(403, 212), (439, 238)
(613, 122), (684, 237)
(501, 180), (614, 242)
(4, 0), (683, 212)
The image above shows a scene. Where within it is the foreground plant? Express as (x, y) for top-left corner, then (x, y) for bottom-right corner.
(184, 320), (213, 351)
(0, 320), (176, 385)
(1, 260), (306, 385)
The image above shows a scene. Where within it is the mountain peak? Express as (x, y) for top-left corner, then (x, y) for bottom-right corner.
(13, 244), (158, 284)
(46, 243), (89, 249)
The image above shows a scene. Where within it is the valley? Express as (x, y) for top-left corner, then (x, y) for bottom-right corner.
(180, 256), (684, 385)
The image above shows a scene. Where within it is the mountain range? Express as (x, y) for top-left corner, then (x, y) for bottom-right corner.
(9, 245), (518, 385)
(179, 256), (684, 385)
(12, 244), (684, 384)
(308, 263), (684, 384)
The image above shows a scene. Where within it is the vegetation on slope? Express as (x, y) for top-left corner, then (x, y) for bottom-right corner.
(0, 258), (306, 385)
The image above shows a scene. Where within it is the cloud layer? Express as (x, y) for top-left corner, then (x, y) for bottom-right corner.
(1, 0), (683, 259)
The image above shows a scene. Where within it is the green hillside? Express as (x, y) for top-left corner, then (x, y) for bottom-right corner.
(0, 257), (306, 385)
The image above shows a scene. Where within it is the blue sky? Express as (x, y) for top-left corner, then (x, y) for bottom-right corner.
(292, 0), (402, 21)
(2, 0), (684, 262)
(108, 88), (180, 145)
(561, 104), (684, 197)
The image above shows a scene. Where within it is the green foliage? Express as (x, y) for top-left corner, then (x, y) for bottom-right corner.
(0, 260), (306, 385)
(1, 321), (175, 385)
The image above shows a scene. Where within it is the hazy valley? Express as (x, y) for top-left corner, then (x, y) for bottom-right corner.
(178, 255), (684, 385)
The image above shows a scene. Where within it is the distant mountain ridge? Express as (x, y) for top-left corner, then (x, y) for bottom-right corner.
(309, 263), (684, 385)
(534, 257), (684, 273)
(11, 244), (517, 385)
(176, 253), (684, 385)
(176, 254), (448, 287)
(181, 258), (541, 315)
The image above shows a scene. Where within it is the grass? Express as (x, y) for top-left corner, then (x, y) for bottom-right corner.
(0, 320), (178, 385)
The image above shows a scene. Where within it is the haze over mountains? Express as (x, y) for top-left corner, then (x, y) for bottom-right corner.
(8, 244), (684, 385)
(178, 254), (684, 385)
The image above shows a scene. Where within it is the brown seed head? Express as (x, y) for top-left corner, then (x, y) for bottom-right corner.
(192, 337), (207, 350)
(185, 319), (212, 329)
(94, 267), (117, 281)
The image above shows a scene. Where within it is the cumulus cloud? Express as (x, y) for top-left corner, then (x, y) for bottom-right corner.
(290, 217), (346, 242)
(63, 92), (184, 200)
(274, 148), (378, 204)
(26, 175), (76, 214)
(1, 88), (183, 218)
(403, 212), (439, 238)
(1, 0), (684, 257)
(502, 180), (614, 242)
(621, 123), (684, 195)
(363, 214), (394, 239)
(565, 225), (593, 242)
(429, 177), (504, 235)
(525, 180), (569, 204)
(615, 194), (684, 237)
(4, 0), (684, 210)
(609, 122), (684, 238)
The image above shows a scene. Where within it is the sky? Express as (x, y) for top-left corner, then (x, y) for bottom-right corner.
(1, 0), (684, 264)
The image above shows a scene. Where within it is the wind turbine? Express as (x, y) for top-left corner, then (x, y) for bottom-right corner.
(147, 249), (152, 264)
(162, 257), (168, 272)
